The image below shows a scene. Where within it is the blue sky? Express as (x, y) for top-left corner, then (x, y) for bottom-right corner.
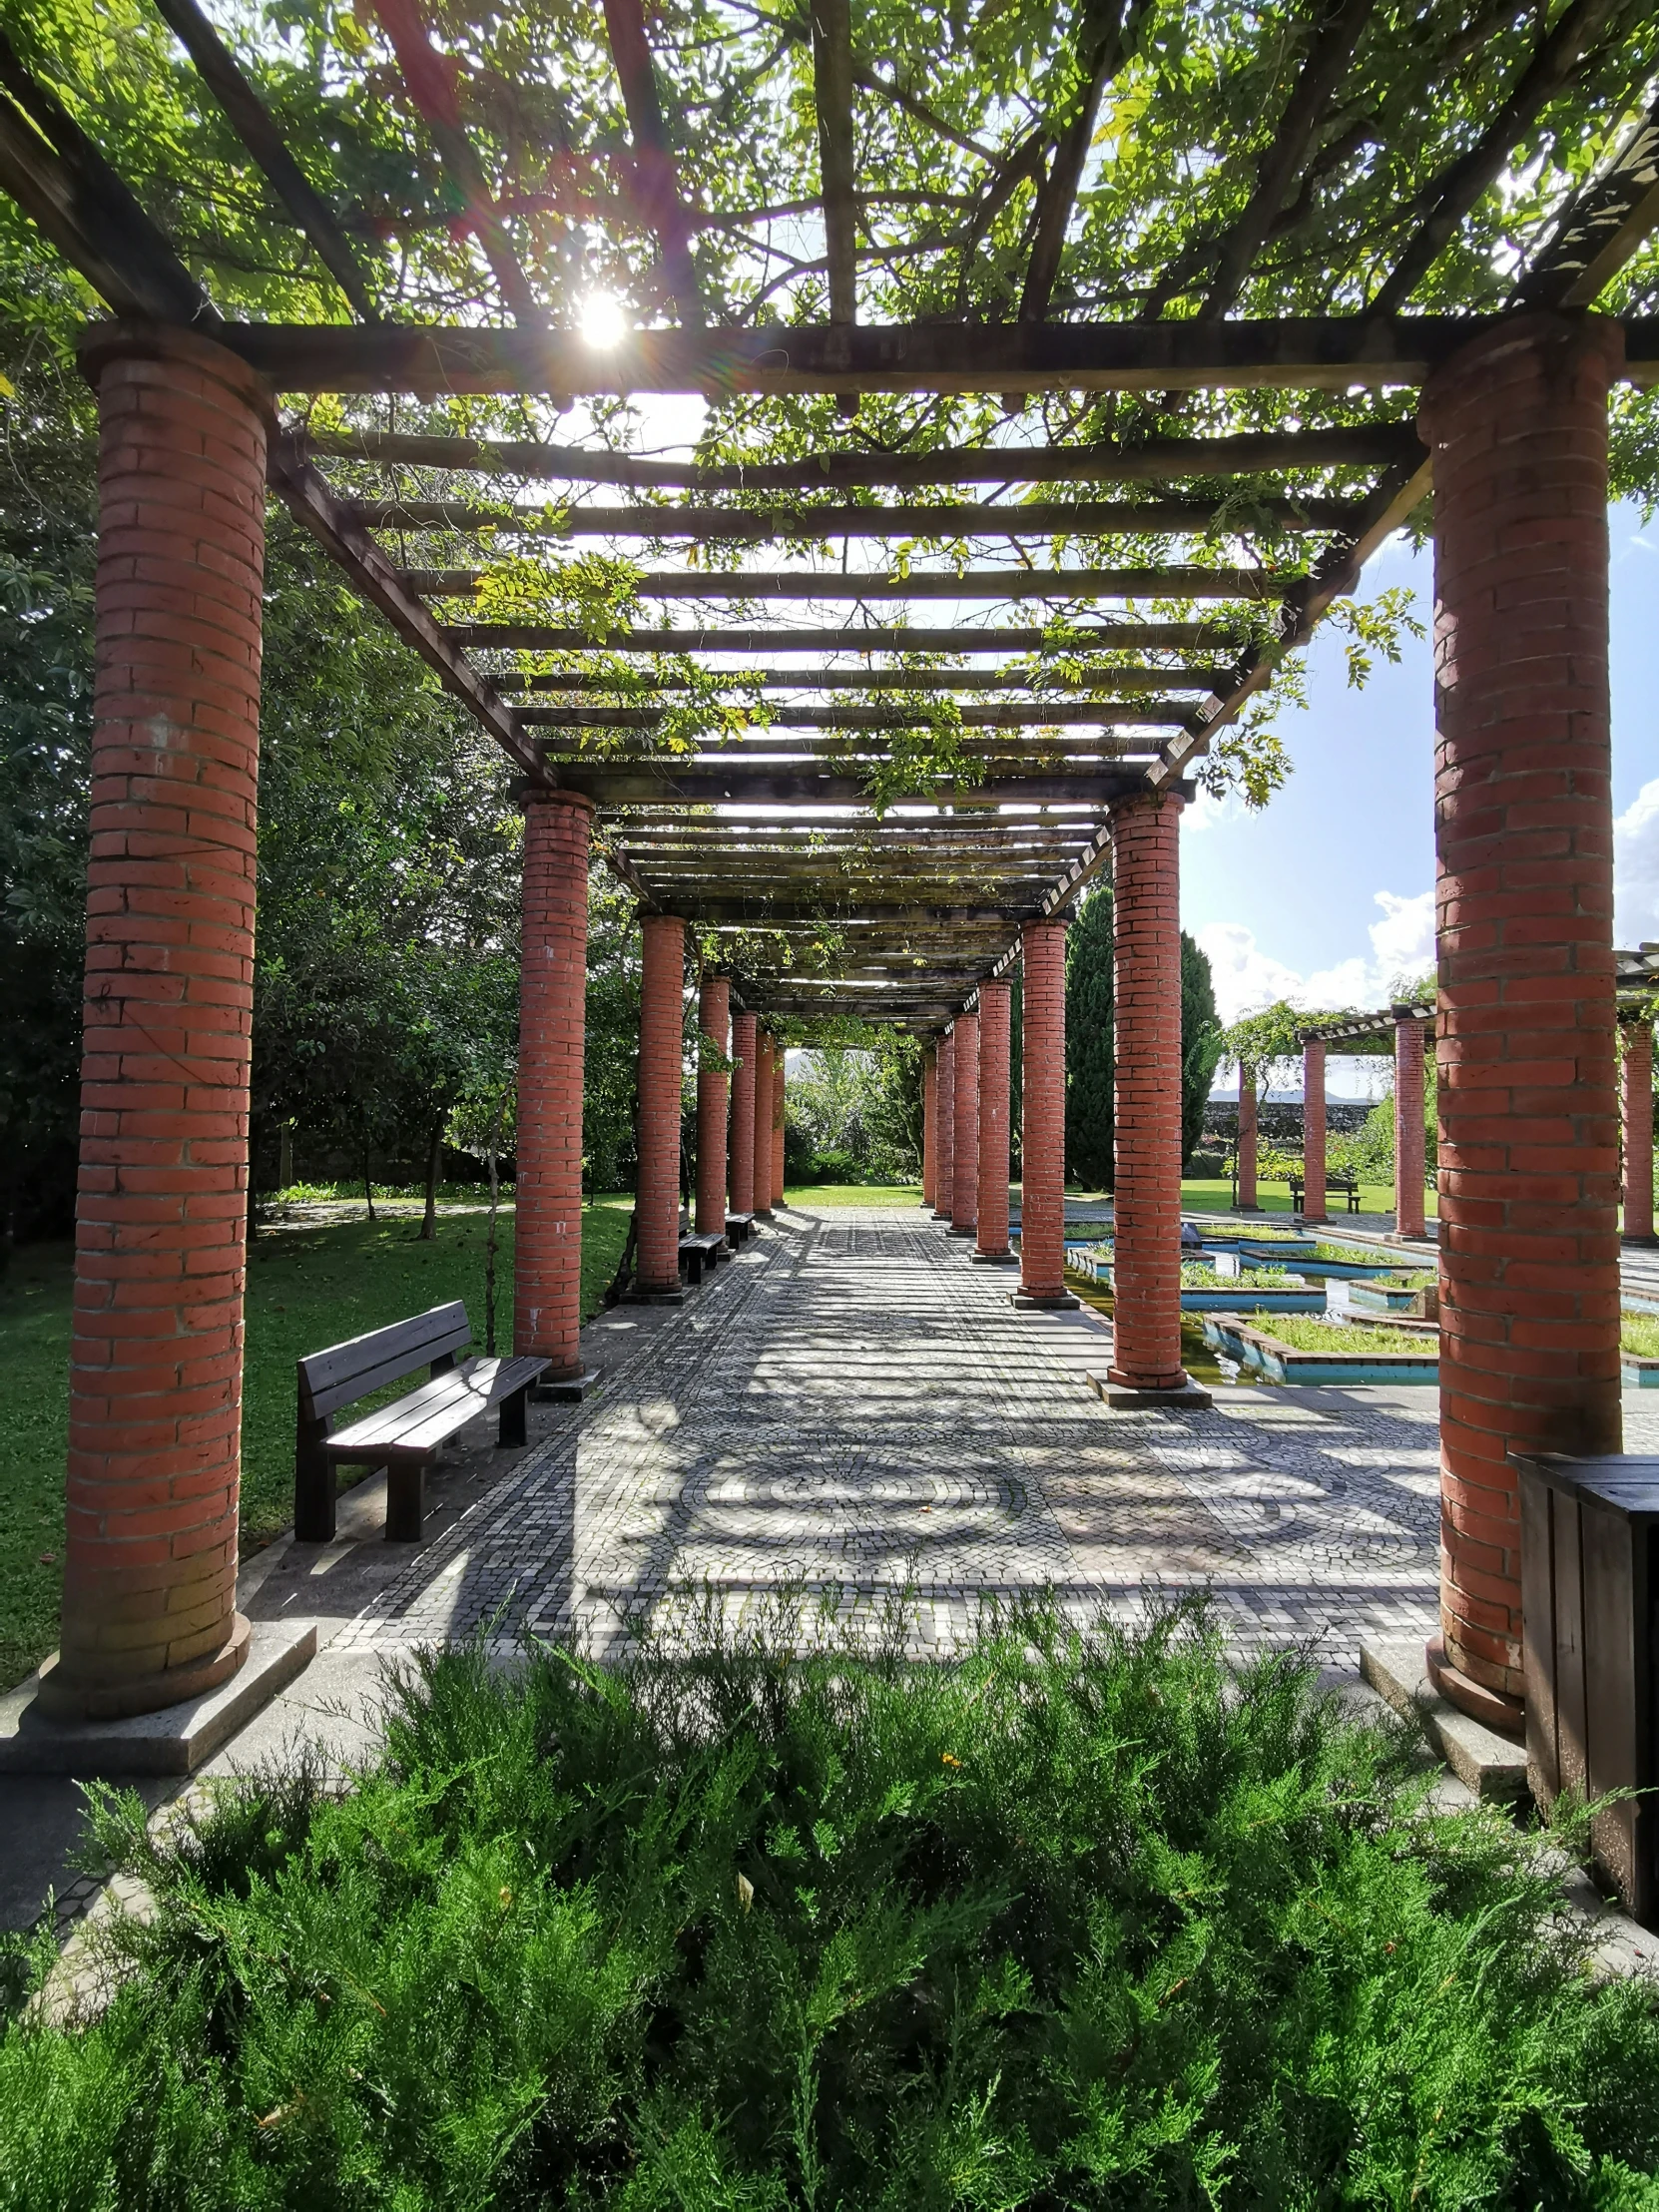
(1187, 499), (1659, 1025)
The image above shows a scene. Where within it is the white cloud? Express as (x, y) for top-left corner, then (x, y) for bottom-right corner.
(1195, 887), (1435, 1026)
(1615, 778), (1659, 949)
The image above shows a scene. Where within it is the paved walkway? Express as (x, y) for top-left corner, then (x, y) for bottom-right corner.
(302, 1203), (1451, 1667)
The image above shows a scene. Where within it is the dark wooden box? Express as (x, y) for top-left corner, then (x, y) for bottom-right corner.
(1513, 1453), (1659, 1925)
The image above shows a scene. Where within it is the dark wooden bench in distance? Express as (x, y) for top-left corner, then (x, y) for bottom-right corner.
(679, 1231), (728, 1285)
(295, 1302), (548, 1543)
(1289, 1169), (1362, 1215)
(726, 1211), (757, 1247)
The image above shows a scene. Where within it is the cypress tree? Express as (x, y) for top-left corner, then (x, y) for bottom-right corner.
(1065, 887), (1115, 1189)
(1180, 931), (1223, 1167)
(1065, 898), (1222, 1189)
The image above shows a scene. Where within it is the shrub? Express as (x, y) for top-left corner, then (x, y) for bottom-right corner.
(2, 1604), (1656, 2210)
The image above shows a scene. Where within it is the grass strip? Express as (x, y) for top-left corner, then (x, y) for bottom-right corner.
(3, 1603), (1654, 2209)
(1253, 1316), (1437, 1356)
(0, 1201), (632, 1692)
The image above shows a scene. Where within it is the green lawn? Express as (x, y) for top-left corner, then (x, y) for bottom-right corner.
(0, 1199), (632, 1692)
(786, 1182), (923, 1207)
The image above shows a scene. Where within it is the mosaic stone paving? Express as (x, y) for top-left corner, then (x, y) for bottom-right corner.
(334, 1204), (1479, 1666)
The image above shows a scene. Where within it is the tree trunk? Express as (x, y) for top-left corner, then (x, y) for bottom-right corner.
(420, 1118), (442, 1241)
(362, 1131), (376, 1223)
(278, 1120), (293, 1190)
(484, 1144), (499, 1357)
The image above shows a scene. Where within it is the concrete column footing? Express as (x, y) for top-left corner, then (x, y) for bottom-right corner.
(946, 1224), (976, 1238)
(1010, 1290), (1079, 1310)
(1360, 1639), (1527, 1800)
(532, 1369), (601, 1403)
(1, 1621), (317, 1777)
(624, 1287), (686, 1307)
(971, 1251), (1017, 1265)
(1087, 1377), (1212, 1409)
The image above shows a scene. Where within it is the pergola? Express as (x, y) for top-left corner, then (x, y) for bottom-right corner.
(1296, 999), (1435, 1236)
(2, 0), (1656, 1746)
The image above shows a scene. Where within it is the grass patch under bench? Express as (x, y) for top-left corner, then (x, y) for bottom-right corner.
(0, 1201), (634, 1693)
(4, 1605), (1657, 2208)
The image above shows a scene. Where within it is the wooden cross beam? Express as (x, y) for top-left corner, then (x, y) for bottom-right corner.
(409, 566), (1284, 600)
(552, 766), (1155, 806)
(216, 315), (1659, 394)
(349, 495), (1360, 538)
(302, 423), (1424, 490)
(522, 701), (1195, 728)
(497, 666), (1233, 693)
(449, 622), (1228, 651)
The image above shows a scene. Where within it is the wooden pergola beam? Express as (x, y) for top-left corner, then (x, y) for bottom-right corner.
(525, 701), (1194, 728)
(149, 0), (383, 321)
(351, 494), (1359, 538)
(302, 423), (1423, 489)
(217, 315), (1659, 394)
(499, 665), (1231, 693)
(267, 434), (542, 779)
(409, 566), (1284, 600)
(553, 766), (1157, 805)
(451, 622), (1227, 651)
(1514, 88), (1659, 311)
(810, 0), (857, 334)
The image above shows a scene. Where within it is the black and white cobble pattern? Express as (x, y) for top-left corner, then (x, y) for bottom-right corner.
(327, 1205), (1536, 1667)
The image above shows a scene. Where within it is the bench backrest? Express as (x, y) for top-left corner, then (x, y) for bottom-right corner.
(298, 1302), (472, 1418)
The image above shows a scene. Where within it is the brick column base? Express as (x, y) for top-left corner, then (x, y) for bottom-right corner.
(696, 972), (731, 1237)
(1393, 1015), (1427, 1242)
(1422, 308), (1624, 1730)
(1107, 793), (1202, 1401)
(729, 1011), (757, 1214)
(45, 325), (275, 1721)
(1623, 1020), (1656, 1245)
(514, 791), (594, 1379)
(1302, 1039), (1328, 1225)
(974, 983), (1014, 1261)
(751, 1032), (775, 1218)
(949, 1011), (978, 1235)
(1015, 921), (1076, 1308)
(636, 914), (686, 1296)
(933, 1028), (955, 1222)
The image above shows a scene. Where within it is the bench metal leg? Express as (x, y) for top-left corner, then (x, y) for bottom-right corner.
(497, 1384), (528, 1448)
(385, 1459), (426, 1542)
(295, 1423), (336, 1543)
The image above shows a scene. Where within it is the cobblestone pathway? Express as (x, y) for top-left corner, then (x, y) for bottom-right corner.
(331, 1204), (1455, 1666)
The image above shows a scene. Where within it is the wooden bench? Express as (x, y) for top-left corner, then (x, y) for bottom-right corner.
(679, 1231), (728, 1284)
(1288, 1170), (1362, 1214)
(726, 1212), (756, 1248)
(295, 1302), (548, 1543)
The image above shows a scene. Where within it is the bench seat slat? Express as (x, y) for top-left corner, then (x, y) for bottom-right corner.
(300, 1302), (472, 1416)
(324, 1355), (547, 1458)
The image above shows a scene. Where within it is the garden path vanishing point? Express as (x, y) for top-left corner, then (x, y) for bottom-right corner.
(312, 1203), (1475, 1667)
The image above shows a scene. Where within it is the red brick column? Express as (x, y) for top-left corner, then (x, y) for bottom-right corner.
(772, 1051), (786, 1208)
(1017, 920), (1075, 1306)
(1623, 1020), (1656, 1244)
(950, 1010), (979, 1235)
(45, 327), (273, 1722)
(1393, 1015), (1427, 1242)
(1236, 1063), (1259, 1211)
(921, 1046), (937, 1209)
(975, 982), (1012, 1258)
(752, 1031), (775, 1217)
(1421, 310), (1623, 1730)
(933, 1027), (955, 1221)
(515, 790), (594, 1380)
(1107, 793), (1196, 1396)
(1302, 1038), (1328, 1225)
(636, 913), (686, 1296)
(729, 1010), (757, 1214)
(696, 971), (730, 1237)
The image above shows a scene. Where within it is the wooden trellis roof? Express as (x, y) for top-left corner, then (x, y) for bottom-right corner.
(2, 2), (1657, 1028)
(1298, 1001), (1434, 1053)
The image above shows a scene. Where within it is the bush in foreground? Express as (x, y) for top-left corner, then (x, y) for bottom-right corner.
(3, 1603), (1657, 2210)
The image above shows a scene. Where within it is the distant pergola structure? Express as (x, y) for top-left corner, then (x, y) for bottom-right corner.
(1, 0), (1657, 1746)
(1294, 1000), (1436, 1238)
